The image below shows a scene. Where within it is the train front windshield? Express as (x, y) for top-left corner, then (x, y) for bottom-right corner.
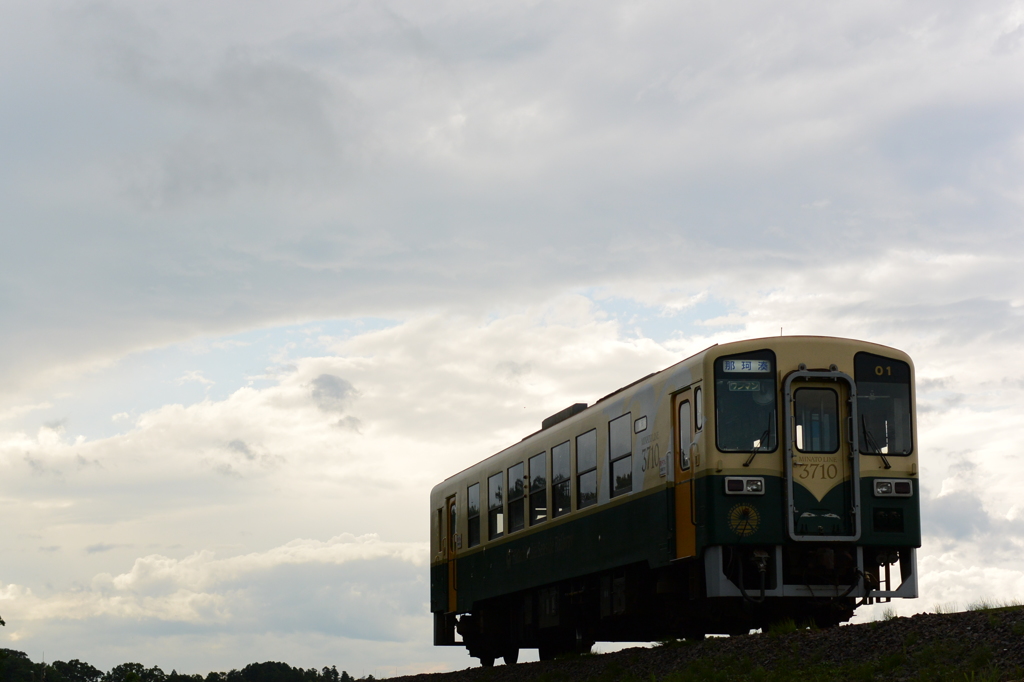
(714, 350), (777, 452)
(855, 352), (913, 455)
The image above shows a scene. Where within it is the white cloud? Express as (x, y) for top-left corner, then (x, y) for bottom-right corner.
(175, 371), (214, 387)
(0, 533), (424, 625)
(0, 403), (52, 423)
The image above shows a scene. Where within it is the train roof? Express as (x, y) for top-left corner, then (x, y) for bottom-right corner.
(434, 335), (909, 487)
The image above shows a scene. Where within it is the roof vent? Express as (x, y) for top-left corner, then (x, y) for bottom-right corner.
(542, 403), (588, 430)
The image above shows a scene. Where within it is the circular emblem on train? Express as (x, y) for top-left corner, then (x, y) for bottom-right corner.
(728, 503), (760, 537)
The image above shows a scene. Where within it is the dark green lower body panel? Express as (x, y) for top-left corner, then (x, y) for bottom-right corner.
(432, 476), (920, 661)
(438, 476), (920, 616)
(454, 488), (673, 612)
(696, 475), (787, 547)
(694, 475), (921, 548)
(430, 563), (447, 613)
(859, 478), (921, 546)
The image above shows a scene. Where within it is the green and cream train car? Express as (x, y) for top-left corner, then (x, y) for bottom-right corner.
(430, 336), (920, 666)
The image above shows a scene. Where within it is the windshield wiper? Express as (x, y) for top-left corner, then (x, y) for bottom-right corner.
(744, 412), (774, 467)
(861, 414), (891, 469)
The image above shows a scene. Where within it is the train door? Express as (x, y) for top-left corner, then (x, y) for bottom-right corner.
(446, 495), (458, 612)
(674, 390), (697, 558)
(783, 370), (862, 541)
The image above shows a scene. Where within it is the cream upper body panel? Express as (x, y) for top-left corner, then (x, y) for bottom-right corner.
(698, 336), (916, 479)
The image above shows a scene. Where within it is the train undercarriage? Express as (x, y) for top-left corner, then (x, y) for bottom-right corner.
(437, 543), (918, 666)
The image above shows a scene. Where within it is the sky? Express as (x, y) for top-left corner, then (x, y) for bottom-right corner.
(2, 0), (1024, 675)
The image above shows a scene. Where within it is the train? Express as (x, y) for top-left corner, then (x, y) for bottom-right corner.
(429, 336), (920, 666)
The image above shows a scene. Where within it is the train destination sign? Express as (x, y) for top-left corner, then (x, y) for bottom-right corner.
(722, 359), (771, 372)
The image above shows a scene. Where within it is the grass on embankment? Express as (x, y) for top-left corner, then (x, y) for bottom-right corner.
(522, 605), (1024, 682)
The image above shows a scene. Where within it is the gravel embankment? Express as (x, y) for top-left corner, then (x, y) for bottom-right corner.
(400, 608), (1024, 681)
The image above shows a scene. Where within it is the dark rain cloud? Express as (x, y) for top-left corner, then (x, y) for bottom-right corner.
(311, 374), (357, 412)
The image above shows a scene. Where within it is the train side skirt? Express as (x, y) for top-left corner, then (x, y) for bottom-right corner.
(704, 545), (918, 599)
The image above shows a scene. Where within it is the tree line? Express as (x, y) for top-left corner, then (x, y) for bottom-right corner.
(0, 650), (377, 682)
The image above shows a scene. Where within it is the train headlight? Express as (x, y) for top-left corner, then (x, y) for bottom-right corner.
(725, 476), (765, 495)
(874, 479), (913, 497)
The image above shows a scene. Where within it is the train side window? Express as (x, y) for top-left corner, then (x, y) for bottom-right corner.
(609, 413), (632, 497)
(678, 400), (691, 470)
(508, 462), (525, 533)
(695, 386), (703, 430)
(577, 429), (597, 509)
(437, 507), (444, 552)
(552, 441), (571, 517)
(488, 472), (504, 540)
(529, 452), (547, 525)
(467, 483), (481, 547)
(449, 502), (457, 549)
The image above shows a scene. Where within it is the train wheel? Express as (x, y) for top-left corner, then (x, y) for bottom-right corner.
(478, 655), (495, 668)
(538, 645), (557, 662)
(574, 626), (594, 654)
(503, 646), (519, 665)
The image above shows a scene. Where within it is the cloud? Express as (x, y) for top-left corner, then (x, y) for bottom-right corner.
(310, 375), (357, 412)
(0, 403), (52, 423)
(86, 544), (125, 554)
(104, 533), (425, 595)
(175, 371), (214, 387)
(0, 534), (427, 646)
(3, 0), (1024, 409)
(226, 440), (255, 460)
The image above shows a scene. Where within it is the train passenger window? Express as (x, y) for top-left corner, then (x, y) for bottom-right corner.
(449, 503), (457, 549)
(529, 452), (547, 525)
(488, 472), (504, 540)
(609, 413), (632, 497)
(678, 400), (691, 470)
(576, 430), (597, 509)
(695, 387), (704, 430)
(794, 388), (839, 453)
(467, 483), (481, 547)
(437, 507), (444, 552)
(552, 441), (571, 517)
(508, 462), (525, 533)
(714, 350), (778, 453)
(855, 352), (913, 456)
